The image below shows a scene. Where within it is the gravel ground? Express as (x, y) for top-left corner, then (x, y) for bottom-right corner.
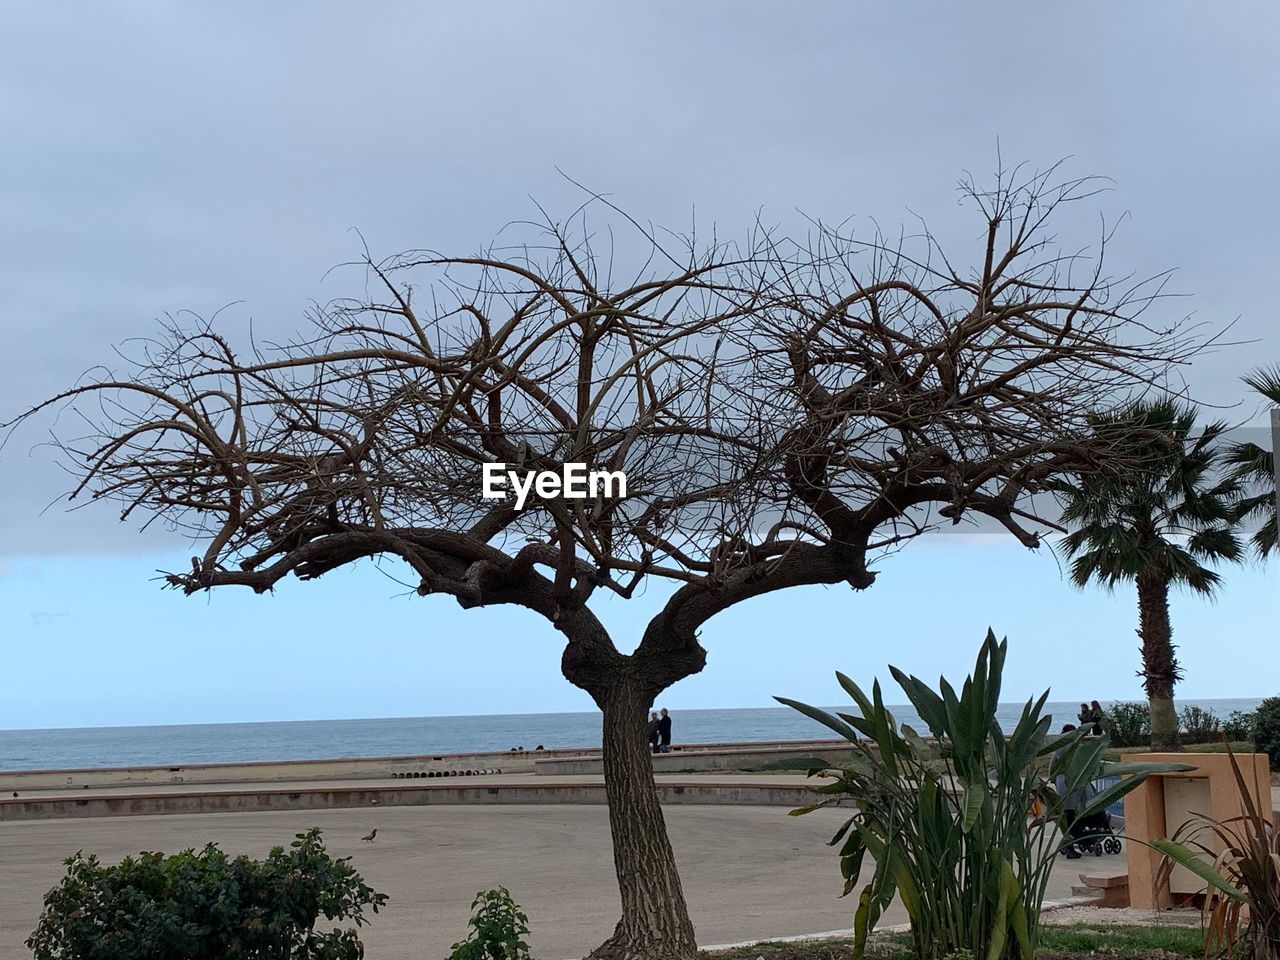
(1041, 905), (1203, 927)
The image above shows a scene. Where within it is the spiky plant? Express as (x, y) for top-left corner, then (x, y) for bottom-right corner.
(1053, 399), (1243, 751)
(1226, 365), (1279, 559)
(775, 631), (1189, 960)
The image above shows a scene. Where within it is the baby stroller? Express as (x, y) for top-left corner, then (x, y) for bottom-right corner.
(1070, 809), (1123, 857)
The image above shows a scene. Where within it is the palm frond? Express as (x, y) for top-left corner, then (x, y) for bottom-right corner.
(1241, 364), (1280, 404)
(1056, 397), (1245, 585)
(1227, 369), (1278, 560)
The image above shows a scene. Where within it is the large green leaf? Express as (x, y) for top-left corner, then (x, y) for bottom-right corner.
(890, 665), (948, 738)
(1037, 729), (1080, 758)
(900, 724), (933, 762)
(849, 832), (898, 958)
(1149, 839), (1245, 901)
(836, 711), (884, 741)
(940, 676), (966, 755)
(1008, 889), (1033, 960)
(829, 815), (856, 847)
(869, 679), (900, 776)
(840, 841), (866, 898)
(984, 858), (1015, 960)
(1004, 694), (1050, 769)
(1061, 734), (1108, 794)
(957, 673), (983, 772)
(836, 671), (876, 720)
(773, 696), (859, 742)
(837, 753), (878, 778)
(888, 843), (924, 928)
(1097, 760), (1196, 777)
(961, 780), (987, 833)
(852, 884), (874, 960)
(787, 799), (837, 816)
(983, 631), (1007, 713)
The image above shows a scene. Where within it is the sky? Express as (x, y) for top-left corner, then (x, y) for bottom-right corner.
(0, 3), (1276, 730)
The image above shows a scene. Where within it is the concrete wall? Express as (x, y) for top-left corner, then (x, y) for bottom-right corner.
(1124, 751), (1274, 909)
(0, 780), (820, 822)
(0, 739), (851, 792)
(0, 750), (550, 792)
(535, 742), (849, 776)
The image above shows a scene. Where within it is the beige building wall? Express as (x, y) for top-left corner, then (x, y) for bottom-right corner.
(1124, 751), (1272, 909)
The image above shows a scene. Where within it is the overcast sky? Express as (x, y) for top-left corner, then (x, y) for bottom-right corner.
(1, 3), (1276, 730)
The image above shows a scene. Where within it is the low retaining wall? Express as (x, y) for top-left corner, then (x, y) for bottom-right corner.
(0, 739), (851, 792)
(0, 750), (564, 792)
(0, 780), (820, 822)
(536, 742), (849, 776)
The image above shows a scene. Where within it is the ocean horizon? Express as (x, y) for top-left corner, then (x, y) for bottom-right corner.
(0, 697), (1262, 772)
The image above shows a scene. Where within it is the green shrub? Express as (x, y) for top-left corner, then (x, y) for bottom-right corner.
(26, 828), (386, 960)
(448, 887), (532, 960)
(775, 630), (1188, 960)
(1103, 702), (1151, 747)
(1223, 709), (1257, 743)
(1179, 704), (1221, 743)
(1255, 696), (1280, 767)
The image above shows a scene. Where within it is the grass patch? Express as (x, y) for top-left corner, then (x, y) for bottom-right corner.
(1176, 741), (1254, 755)
(1038, 923), (1204, 956)
(702, 938), (860, 960)
(702, 924), (1205, 960)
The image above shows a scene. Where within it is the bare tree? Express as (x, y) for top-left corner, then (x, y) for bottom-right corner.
(6, 166), (1204, 960)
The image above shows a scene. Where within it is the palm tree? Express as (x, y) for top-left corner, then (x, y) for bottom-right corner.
(1054, 399), (1243, 751)
(1226, 365), (1279, 559)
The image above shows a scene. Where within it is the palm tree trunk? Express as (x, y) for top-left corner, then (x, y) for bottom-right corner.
(1136, 570), (1181, 751)
(587, 678), (698, 960)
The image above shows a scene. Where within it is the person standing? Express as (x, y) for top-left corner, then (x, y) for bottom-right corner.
(1054, 724), (1097, 858)
(647, 711), (661, 754)
(657, 708), (672, 753)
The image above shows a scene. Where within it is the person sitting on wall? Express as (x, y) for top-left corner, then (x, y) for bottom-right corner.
(1088, 700), (1105, 737)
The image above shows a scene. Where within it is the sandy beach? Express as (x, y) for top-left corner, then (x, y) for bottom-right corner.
(0, 799), (1128, 960)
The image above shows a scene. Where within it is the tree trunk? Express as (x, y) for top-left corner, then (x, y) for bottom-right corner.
(586, 678), (698, 960)
(1136, 571), (1181, 752)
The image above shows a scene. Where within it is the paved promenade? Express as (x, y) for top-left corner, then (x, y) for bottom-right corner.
(0, 801), (1110, 960)
(7, 766), (1263, 958)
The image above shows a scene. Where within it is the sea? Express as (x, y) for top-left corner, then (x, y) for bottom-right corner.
(0, 698), (1262, 772)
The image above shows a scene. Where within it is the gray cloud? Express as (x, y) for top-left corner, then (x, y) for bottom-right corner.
(2, 1), (1277, 557)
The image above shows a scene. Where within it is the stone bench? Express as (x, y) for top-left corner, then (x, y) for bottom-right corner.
(1071, 871), (1129, 908)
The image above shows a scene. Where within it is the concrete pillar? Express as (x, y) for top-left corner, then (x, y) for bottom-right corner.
(1124, 752), (1273, 909)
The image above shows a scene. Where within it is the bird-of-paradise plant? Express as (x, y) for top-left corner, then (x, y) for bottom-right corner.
(1226, 365), (1279, 560)
(1153, 739), (1280, 960)
(1052, 399), (1244, 751)
(774, 630), (1190, 960)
